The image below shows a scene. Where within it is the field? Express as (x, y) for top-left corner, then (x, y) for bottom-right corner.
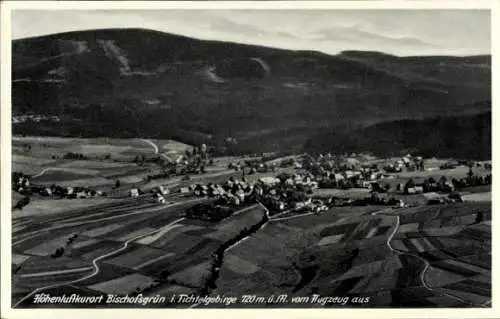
(12, 136), (296, 198)
(381, 164), (491, 189)
(12, 187), (268, 307)
(313, 188), (371, 199)
(215, 202), (491, 307)
(12, 136), (176, 195)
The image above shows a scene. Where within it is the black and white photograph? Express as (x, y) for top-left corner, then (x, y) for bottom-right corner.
(1, 1), (497, 317)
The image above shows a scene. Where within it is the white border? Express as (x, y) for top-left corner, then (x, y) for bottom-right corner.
(1, 1), (498, 319)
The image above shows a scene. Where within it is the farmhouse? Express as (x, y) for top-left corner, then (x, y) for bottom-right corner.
(180, 187), (190, 194)
(130, 189), (139, 198)
(154, 185), (170, 195)
(154, 193), (166, 204)
(42, 187), (52, 196)
(76, 191), (87, 199)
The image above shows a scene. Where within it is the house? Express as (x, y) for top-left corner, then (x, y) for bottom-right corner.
(66, 187), (73, 195)
(443, 181), (455, 193)
(76, 191), (87, 199)
(392, 199), (406, 208)
(130, 189), (139, 197)
(406, 187), (417, 195)
(344, 171), (354, 179)
(294, 198), (312, 209)
(157, 195), (166, 204)
(259, 176), (280, 186)
(253, 186), (264, 196)
(414, 186), (424, 194)
(295, 201), (306, 209)
(157, 185), (169, 195)
(229, 195), (241, 206)
(235, 189), (246, 200)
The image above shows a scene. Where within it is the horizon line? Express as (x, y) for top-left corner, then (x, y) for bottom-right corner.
(12, 27), (492, 58)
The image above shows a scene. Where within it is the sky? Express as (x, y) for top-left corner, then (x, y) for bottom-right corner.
(12, 9), (491, 56)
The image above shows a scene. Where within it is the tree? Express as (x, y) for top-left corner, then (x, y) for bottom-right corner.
(14, 197), (30, 210)
(467, 168), (474, 179)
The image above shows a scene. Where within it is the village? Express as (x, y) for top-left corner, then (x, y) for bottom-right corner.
(12, 142), (492, 222)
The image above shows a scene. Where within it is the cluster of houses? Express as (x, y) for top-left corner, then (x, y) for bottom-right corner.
(226, 155), (302, 175)
(187, 177), (260, 206)
(384, 154), (425, 173)
(400, 176), (455, 195)
(300, 154), (390, 190)
(12, 114), (60, 124)
(227, 160), (277, 174)
(37, 185), (105, 199)
(399, 168), (492, 198)
(182, 171), (329, 217)
(12, 172), (105, 199)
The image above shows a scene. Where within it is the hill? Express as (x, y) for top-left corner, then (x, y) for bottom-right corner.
(304, 110), (491, 160)
(12, 28), (491, 154)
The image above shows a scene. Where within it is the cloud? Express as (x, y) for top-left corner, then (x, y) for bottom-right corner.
(11, 9), (490, 56)
(311, 25), (437, 49)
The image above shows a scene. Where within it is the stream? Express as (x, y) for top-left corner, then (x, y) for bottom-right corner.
(199, 203), (270, 297)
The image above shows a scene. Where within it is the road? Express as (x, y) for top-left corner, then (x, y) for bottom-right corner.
(270, 211), (314, 222)
(139, 139), (159, 154)
(13, 217), (186, 308)
(31, 167), (72, 179)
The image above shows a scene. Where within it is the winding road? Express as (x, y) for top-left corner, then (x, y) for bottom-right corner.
(13, 217), (186, 308)
(139, 139), (159, 154)
(31, 167), (69, 179)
